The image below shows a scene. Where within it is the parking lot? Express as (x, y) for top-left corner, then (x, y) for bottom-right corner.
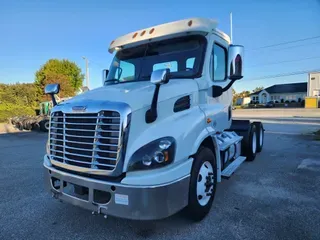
(1, 119), (320, 240)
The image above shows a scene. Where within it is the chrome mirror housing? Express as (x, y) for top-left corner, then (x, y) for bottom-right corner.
(150, 69), (170, 85)
(228, 45), (244, 81)
(45, 83), (60, 95)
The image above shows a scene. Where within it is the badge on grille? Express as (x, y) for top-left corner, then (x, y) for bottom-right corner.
(72, 106), (87, 113)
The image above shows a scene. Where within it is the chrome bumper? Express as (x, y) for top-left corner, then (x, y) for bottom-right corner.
(43, 156), (190, 220)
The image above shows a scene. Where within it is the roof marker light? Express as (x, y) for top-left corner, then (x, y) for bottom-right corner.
(140, 30), (146, 36)
(149, 28), (155, 34)
(188, 20), (193, 27)
(132, 32), (138, 39)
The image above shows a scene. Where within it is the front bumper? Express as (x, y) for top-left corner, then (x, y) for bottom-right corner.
(43, 156), (190, 220)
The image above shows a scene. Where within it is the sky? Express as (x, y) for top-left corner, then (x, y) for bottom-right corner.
(0, 0), (320, 92)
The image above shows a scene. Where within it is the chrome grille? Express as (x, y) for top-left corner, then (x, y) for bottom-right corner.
(49, 111), (121, 171)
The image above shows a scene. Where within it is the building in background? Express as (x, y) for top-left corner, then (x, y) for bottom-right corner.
(250, 82), (307, 104)
(236, 97), (251, 105)
(308, 72), (320, 97)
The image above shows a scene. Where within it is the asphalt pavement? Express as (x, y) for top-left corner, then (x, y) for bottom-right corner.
(1, 121), (320, 240)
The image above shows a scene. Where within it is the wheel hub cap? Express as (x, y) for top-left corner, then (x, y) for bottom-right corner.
(197, 161), (214, 206)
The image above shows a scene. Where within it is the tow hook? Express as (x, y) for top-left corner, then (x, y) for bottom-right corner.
(51, 191), (61, 199)
(92, 205), (108, 219)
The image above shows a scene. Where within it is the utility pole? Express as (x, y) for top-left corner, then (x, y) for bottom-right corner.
(230, 12), (233, 44)
(82, 56), (89, 88)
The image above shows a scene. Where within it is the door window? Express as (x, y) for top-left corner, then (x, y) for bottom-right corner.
(211, 43), (227, 81)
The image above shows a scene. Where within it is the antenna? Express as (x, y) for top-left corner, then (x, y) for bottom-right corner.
(230, 12), (233, 44)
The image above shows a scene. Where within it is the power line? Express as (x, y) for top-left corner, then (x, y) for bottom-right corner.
(246, 69), (320, 81)
(248, 35), (320, 51)
(247, 41), (320, 53)
(247, 56), (320, 68)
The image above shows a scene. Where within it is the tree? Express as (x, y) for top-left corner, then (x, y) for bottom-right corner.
(42, 73), (74, 100)
(238, 90), (250, 98)
(35, 59), (83, 97)
(252, 86), (264, 93)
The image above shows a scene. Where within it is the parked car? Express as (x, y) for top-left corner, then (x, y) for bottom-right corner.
(265, 101), (275, 108)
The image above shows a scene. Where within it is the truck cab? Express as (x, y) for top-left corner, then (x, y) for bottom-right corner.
(43, 18), (264, 221)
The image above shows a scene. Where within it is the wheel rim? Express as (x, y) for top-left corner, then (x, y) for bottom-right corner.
(196, 161), (214, 206)
(252, 132), (257, 153)
(259, 128), (263, 147)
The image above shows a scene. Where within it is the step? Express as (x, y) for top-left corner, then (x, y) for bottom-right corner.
(221, 156), (246, 178)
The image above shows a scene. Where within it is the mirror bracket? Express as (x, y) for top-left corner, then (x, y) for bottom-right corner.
(145, 69), (170, 123)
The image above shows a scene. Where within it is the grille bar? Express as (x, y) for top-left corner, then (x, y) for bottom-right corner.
(51, 121), (119, 126)
(51, 127), (119, 133)
(52, 155), (116, 168)
(50, 147), (117, 161)
(50, 138), (118, 147)
(52, 116), (120, 120)
(50, 132), (118, 140)
(50, 144), (118, 154)
(49, 111), (121, 171)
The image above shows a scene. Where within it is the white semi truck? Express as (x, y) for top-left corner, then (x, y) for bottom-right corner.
(44, 18), (264, 221)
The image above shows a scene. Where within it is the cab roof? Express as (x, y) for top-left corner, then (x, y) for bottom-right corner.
(108, 18), (230, 53)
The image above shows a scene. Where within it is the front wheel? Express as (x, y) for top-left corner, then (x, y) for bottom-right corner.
(185, 147), (217, 221)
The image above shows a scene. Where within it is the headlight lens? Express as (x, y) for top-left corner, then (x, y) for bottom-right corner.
(127, 137), (176, 171)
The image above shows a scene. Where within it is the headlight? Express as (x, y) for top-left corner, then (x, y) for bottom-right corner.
(127, 137), (176, 171)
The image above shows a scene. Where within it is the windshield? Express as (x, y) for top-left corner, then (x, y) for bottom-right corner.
(106, 35), (206, 83)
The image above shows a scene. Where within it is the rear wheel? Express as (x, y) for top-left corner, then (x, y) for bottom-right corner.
(254, 122), (264, 153)
(243, 124), (257, 161)
(185, 147), (217, 221)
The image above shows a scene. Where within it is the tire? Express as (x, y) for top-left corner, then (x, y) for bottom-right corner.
(185, 147), (217, 221)
(40, 120), (49, 132)
(254, 122), (264, 153)
(243, 124), (257, 161)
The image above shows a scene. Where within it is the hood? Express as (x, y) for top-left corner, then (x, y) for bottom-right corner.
(60, 79), (199, 112)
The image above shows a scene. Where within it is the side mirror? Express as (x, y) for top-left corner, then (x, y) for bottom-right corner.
(45, 83), (60, 95)
(45, 83), (60, 106)
(102, 69), (109, 86)
(150, 69), (170, 85)
(228, 45), (244, 81)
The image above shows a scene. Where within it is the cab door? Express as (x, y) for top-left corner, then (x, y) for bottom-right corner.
(205, 34), (233, 132)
